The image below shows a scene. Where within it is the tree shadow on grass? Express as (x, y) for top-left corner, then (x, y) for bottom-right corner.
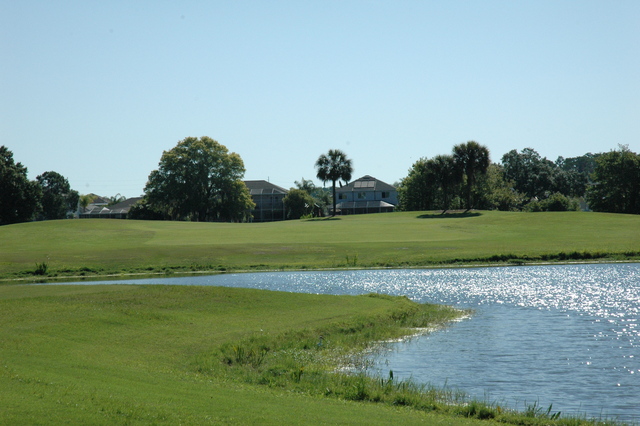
(305, 217), (342, 221)
(417, 210), (482, 219)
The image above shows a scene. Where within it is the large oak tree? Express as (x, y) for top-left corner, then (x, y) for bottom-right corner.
(36, 171), (79, 220)
(586, 146), (640, 214)
(143, 136), (254, 222)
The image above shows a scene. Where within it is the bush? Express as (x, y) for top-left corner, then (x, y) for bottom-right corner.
(525, 193), (579, 212)
(33, 262), (48, 276)
(544, 192), (579, 211)
(283, 189), (315, 220)
(127, 198), (168, 220)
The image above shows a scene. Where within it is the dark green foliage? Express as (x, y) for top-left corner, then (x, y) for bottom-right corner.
(315, 149), (353, 216)
(0, 146), (41, 225)
(36, 171), (79, 220)
(294, 177), (331, 215)
(400, 146), (609, 213)
(283, 188), (315, 219)
(556, 153), (599, 196)
(127, 197), (169, 220)
(439, 250), (639, 265)
(502, 148), (557, 199)
(453, 141), (490, 210)
(525, 192), (579, 212)
(399, 143), (493, 212)
(586, 146), (640, 214)
(399, 156), (463, 212)
(33, 262), (48, 275)
(543, 193), (579, 212)
(474, 163), (524, 211)
(398, 158), (436, 211)
(501, 148), (594, 209)
(430, 154), (461, 211)
(459, 401), (496, 420)
(143, 136), (255, 222)
(557, 153), (599, 177)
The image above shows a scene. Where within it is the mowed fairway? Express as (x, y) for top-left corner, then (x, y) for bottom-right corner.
(1, 210), (639, 280)
(0, 284), (488, 425)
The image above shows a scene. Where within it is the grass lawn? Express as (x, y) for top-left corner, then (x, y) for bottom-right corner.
(1, 284), (497, 425)
(1, 210), (639, 281)
(1, 212), (634, 424)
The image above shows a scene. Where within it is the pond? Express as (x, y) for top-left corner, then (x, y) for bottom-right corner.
(52, 263), (640, 423)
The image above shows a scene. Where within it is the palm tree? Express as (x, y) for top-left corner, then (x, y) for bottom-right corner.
(78, 194), (94, 212)
(453, 141), (490, 211)
(430, 154), (460, 213)
(107, 193), (127, 206)
(315, 149), (353, 216)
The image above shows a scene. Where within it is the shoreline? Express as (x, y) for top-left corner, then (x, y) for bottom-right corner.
(4, 258), (639, 285)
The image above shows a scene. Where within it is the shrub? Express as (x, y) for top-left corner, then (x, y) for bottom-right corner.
(33, 262), (48, 276)
(525, 193), (579, 212)
(544, 192), (579, 211)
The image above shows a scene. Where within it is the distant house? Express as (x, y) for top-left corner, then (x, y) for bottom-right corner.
(84, 194), (109, 209)
(79, 197), (143, 219)
(244, 180), (288, 222)
(334, 175), (397, 215)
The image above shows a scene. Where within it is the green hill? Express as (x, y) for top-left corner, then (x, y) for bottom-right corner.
(1, 210), (639, 281)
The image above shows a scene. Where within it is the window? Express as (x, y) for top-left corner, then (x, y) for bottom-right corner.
(338, 193), (347, 200)
(381, 191), (390, 198)
(357, 192), (366, 199)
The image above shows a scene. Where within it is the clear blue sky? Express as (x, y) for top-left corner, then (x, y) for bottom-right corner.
(2, 1), (638, 198)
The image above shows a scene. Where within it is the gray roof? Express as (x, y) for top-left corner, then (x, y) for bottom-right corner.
(106, 197), (143, 213)
(336, 175), (396, 193)
(243, 180), (288, 195)
(82, 197), (142, 216)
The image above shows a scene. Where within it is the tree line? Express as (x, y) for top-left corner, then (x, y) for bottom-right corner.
(399, 142), (640, 215)
(1, 139), (639, 226)
(0, 146), (80, 225)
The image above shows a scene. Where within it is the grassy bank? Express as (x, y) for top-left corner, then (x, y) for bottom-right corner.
(0, 285), (619, 425)
(0, 284), (472, 425)
(1, 210), (639, 281)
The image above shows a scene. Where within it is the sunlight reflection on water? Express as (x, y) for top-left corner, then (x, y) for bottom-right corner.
(365, 265), (640, 423)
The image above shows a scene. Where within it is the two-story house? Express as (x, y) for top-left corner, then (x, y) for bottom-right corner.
(334, 175), (397, 215)
(244, 180), (288, 222)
